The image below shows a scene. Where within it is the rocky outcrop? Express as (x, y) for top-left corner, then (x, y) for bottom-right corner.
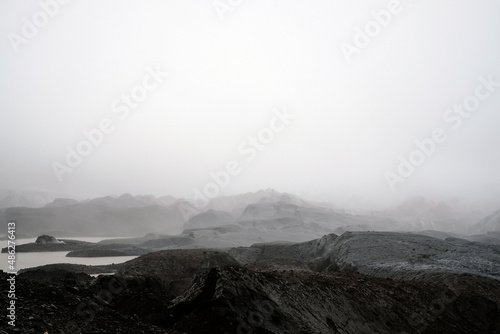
(1, 234), (195, 254)
(0, 271), (175, 333)
(166, 266), (500, 333)
(138, 234), (195, 248)
(6, 230), (500, 333)
(326, 231), (500, 280)
(227, 233), (338, 264)
(19, 262), (123, 275)
(2, 238), (92, 253)
(117, 249), (239, 299)
(35, 234), (65, 244)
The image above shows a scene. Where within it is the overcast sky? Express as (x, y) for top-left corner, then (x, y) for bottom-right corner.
(1, 0), (499, 207)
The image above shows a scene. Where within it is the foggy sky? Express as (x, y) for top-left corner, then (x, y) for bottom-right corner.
(1, 0), (499, 208)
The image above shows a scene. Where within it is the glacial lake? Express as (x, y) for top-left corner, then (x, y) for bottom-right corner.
(1, 237), (138, 273)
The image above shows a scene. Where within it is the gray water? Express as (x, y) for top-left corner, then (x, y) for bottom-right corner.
(1, 237), (137, 272)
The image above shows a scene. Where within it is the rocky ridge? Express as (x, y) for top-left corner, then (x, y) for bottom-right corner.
(4, 230), (500, 333)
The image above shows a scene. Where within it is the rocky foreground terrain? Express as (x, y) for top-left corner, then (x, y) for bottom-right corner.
(2, 231), (500, 333)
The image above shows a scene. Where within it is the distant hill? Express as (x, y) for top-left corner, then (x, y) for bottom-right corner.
(184, 209), (234, 230)
(1, 189), (496, 239)
(1, 194), (185, 237)
(379, 196), (486, 233)
(44, 198), (80, 208)
(203, 188), (312, 217)
(473, 209), (500, 233)
(0, 189), (80, 209)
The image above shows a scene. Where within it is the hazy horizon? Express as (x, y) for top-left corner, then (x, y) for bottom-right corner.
(1, 187), (499, 214)
(2, 0), (499, 209)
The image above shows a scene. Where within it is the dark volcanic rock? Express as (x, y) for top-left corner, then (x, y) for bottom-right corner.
(327, 231), (500, 280)
(74, 242), (152, 256)
(91, 249), (241, 325)
(19, 268), (93, 290)
(92, 273), (174, 325)
(6, 230), (500, 333)
(19, 263), (123, 275)
(66, 249), (131, 257)
(228, 233), (338, 264)
(0, 271), (177, 333)
(138, 235), (196, 248)
(166, 266), (500, 334)
(117, 249), (239, 299)
(8, 264), (500, 333)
